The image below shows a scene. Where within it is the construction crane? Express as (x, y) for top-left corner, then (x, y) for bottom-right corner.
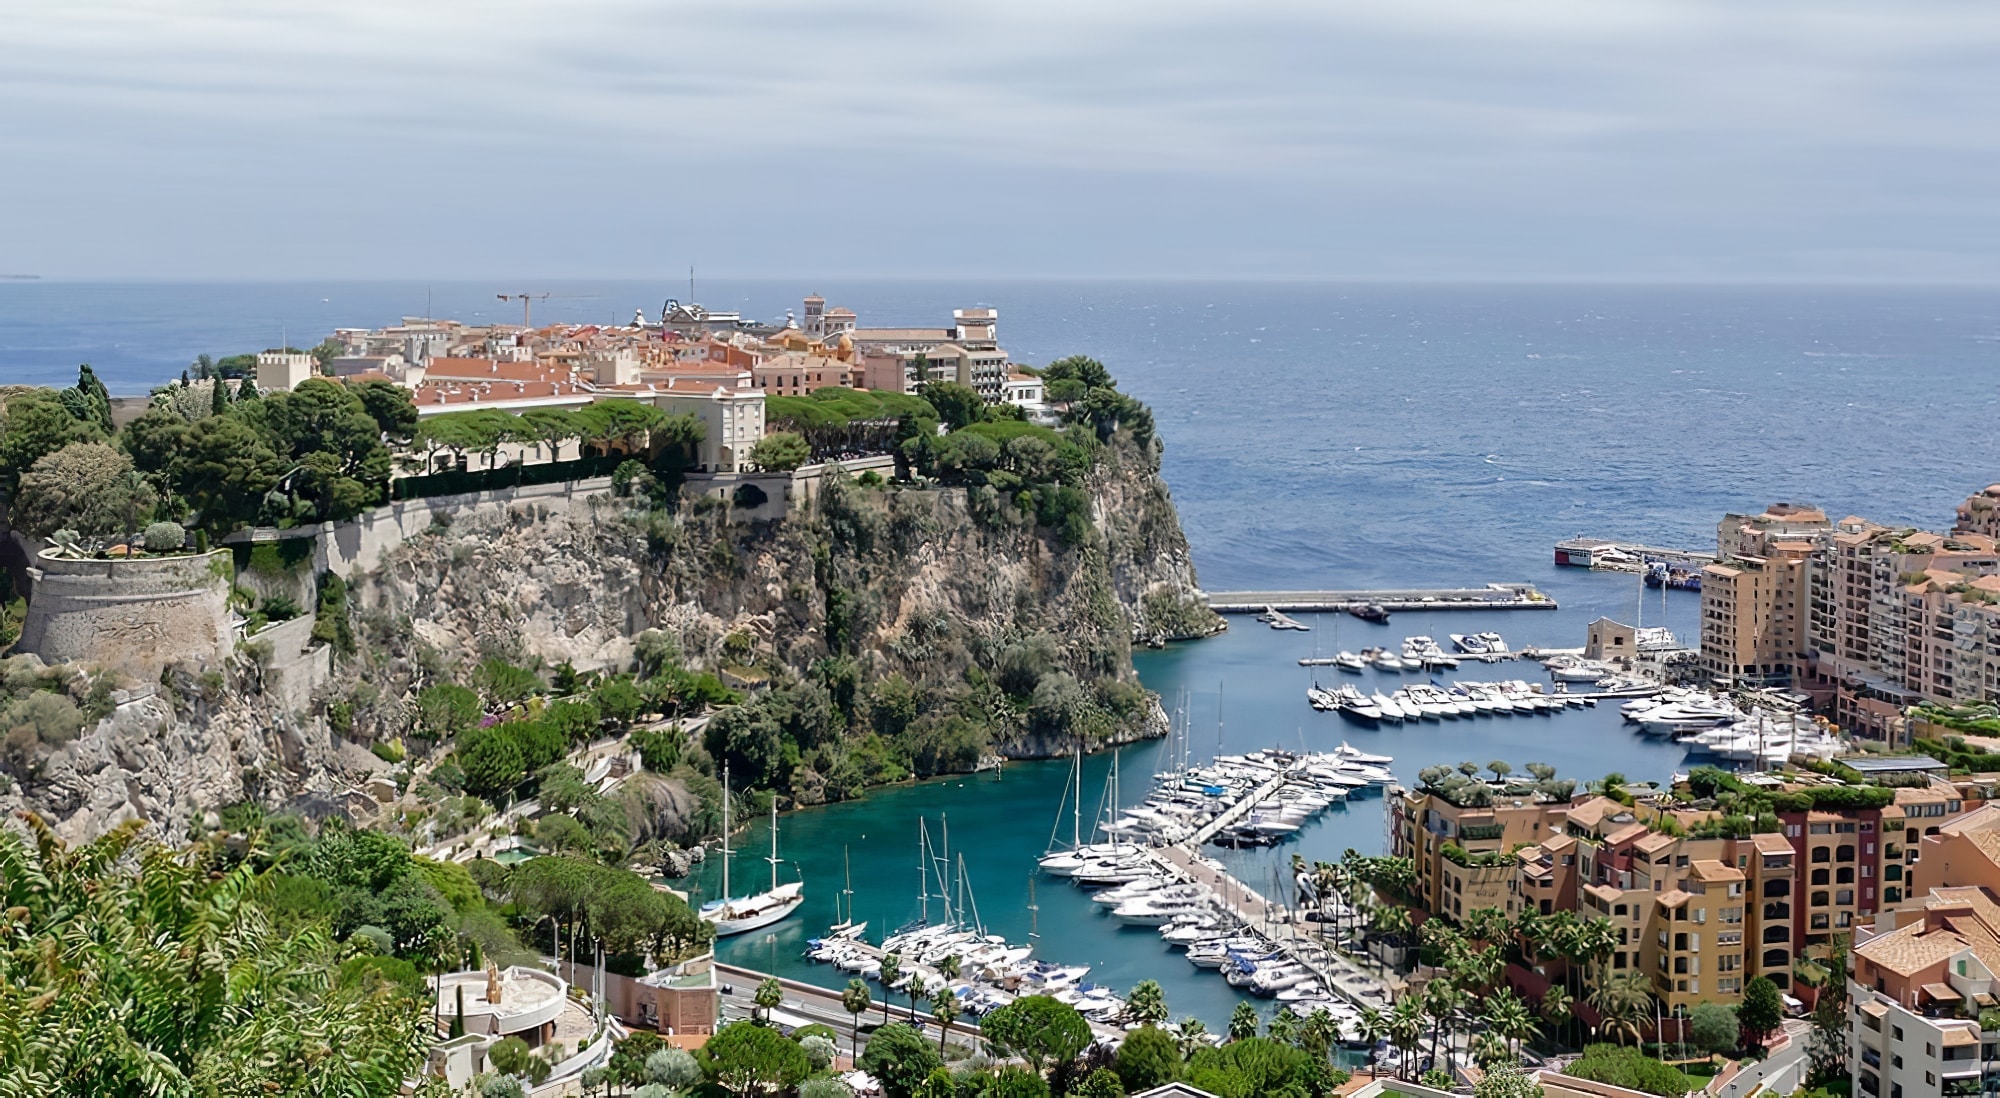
(496, 292), (549, 328)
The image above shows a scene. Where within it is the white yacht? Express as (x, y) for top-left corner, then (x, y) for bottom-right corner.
(702, 784), (806, 937)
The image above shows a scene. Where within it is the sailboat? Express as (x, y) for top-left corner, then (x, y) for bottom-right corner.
(700, 767), (805, 936)
(827, 847), (866, 940)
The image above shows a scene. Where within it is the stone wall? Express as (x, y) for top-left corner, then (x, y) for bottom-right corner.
(16, 549), (233, 679)
(316, 476), (615, 578)
(246, 613), (333, 712)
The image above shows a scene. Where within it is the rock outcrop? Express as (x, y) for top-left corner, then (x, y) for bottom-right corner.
(2, 429), (1220, 840)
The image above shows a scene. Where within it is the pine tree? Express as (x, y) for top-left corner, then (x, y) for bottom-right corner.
(450, 984), (465, 1038)
(210, 376), (228, 416)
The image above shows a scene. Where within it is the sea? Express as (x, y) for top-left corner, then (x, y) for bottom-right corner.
(5, 279), (1999, 1026)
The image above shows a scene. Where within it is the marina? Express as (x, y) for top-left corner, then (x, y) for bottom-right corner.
(695, 584), (1712, 1028)
(800, 745), (1400, 1035)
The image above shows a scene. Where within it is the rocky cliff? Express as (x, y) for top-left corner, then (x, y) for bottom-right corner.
(2, 425), (1221, 840)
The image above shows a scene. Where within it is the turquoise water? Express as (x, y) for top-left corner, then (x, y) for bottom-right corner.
(693, 599), (1696, 1028)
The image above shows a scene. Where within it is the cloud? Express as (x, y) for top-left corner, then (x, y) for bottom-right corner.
(2, 0), (1996, 279)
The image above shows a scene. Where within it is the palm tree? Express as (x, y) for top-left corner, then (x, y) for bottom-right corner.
(1387, 998), (1426, 1080)
(1174, 1016), (1210, 1059)
(1482, 988), (1540, 1059)
(931, 986), (962, 1053)
(1228, 1002), (1260, 1043)
(905, 974), (929, 1027)
(1539, 986), (1574, 1048)
(1126, 979), (1169, 1028)
(1588, 971), (1652, 1047)
(1298, 1008), (1340, 1061)
(753, 977), (784, 1025)
(1471, 1031), (1513, 1068)
(877, 954), (902, 1025)
(1356, 1005), (1388, 1056)
(1422, 977), (1460, 1072)
(842, 979), (873, 1059)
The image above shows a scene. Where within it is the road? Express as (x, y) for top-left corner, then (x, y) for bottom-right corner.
(1717, 1020), (1812, 1098)
(715, 962), (987, 1062)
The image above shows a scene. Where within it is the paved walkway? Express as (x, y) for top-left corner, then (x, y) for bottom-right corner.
(1715, 1021), (1811, 1098)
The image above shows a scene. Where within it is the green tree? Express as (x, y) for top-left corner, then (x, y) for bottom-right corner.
(1227, 1002), (1260, 1043)
(702, 1020), (812, 1096)
(919, 381), (986, 431)
(1737, 976), (1783, 1047)
(877, 953), (903, 1025)
(1, 389), (103, 494)
(858, 1022), (941, 1098)
(1113, 1025), (1182, 1092)
(0, 815), (430, 1094)
(416, 682), (483, 739)
(842, 977), (873, 1058)
(1562, 1045), (1694, 1098)
(12, 442), (156, 545)
(1073, 1067), (1126, 1098)
(980, 995), (1092, 1078)
(1475, 1063), (1545, 1098)
(931, 984), (962, 1053)
(1184, 1037), (1313, 1098)
(754, 976), (785, 1024)
(456, 724), (527, 798)
(1125, 979), (1168, 1028)
(353, 379), (420, 443)
(914, 1067), (958, 1098)
(750, 430), (811, 472)
(169, 414), (285, 531)
(1689, 1000), (1740, 1057)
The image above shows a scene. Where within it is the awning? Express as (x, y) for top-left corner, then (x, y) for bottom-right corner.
(1858, 1000), (1889, 1018)
(1924, 982), (1965, 1003)
(1941, 1026), (1978, 1047)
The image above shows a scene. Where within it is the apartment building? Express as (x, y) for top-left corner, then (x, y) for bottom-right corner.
(1956, 486), (2000, 541)
(1849, 887), (2000, 1098)
(1699, 503), (1831, 687)
(1698, 493), (2000, 743)
(1395, 777), (1962, 1018)
(1806, 519), (2000, 742)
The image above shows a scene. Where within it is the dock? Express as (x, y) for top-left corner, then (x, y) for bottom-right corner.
(1554, 536), (1715, 568)
(1203, 582), (1555, 614)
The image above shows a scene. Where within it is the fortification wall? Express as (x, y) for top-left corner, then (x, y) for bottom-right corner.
(314, 475), (615, 578)
(17, 550), (233, 678)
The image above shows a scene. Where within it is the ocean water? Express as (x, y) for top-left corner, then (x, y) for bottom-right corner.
(6, 279), (1999, 1024)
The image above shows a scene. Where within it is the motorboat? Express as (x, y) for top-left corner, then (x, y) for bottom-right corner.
(1307, 685), (1339, 712)
(1371, 691), (1408, 721)
(1348, 603), (1390, 624)
(1450, 631), (1507, 655)
(1334, 651), (1367, 673)
(1370, 649), (1405, 672)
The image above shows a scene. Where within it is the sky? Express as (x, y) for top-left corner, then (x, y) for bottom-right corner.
(3, 0), (1998, 282)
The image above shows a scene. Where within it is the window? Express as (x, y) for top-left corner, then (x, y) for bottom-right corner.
(1812, 868), (1830, 885)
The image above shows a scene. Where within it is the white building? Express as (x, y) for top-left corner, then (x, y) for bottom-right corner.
(254, 352), (316, 393)
(654, 385), (765, 473)
(1849, 887), (2000, 1098)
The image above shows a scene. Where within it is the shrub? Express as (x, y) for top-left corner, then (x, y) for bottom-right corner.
(1564, 1044), (1695, 1097)
(142, 521), (186, 552)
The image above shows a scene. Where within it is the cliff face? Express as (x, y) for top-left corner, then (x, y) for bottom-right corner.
(2, 431), (1221, 839)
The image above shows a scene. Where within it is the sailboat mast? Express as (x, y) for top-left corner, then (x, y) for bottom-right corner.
(769, 802), (780, 892)
(721, 764), (731, 902)
(1072, 743), (1082, 849)
(1027, 875), (1039, 941)
(918, 820), (929, 925)
(843, 847), (854, 926)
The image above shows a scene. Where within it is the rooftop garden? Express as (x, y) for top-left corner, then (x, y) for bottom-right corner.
(1416, 760), (1577, 807)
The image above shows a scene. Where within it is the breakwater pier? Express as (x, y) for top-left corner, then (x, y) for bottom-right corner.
(1202, 582), (1555, 614)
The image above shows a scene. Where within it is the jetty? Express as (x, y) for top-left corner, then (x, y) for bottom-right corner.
(1553, 536), (1715, 568)
(1203, 582), (1554, 614)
